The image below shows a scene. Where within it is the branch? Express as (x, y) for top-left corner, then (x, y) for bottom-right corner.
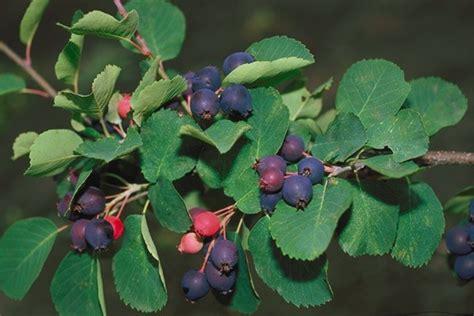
(416, 150), (474, 166)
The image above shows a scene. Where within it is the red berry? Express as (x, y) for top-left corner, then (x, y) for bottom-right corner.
(118, 94), (132, 119)
(104, 216), (125, 240)
(189, 207), (206, 220)
(193, 211), (220, 237)
(178, 232), (203, 254)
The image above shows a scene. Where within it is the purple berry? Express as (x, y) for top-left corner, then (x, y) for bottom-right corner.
(70, 219), (90, 252)
(84, 218), (113, 251)
(183, 71), (195, 97)
(181, 269), (210, 301)
(222, 52), (254, 75)
(260, 191), (282, 214)
(57, 192), (81, 221)
(279, 135), (305, 162)
(219, 84), (252, 118)
(192, 66), (221, 91)
(205, 263), (236, 294)
(190, 89), (219, 120)
(282, 175), (313, 209)
(75, 186), (106, 216)
(164, 100), (180, 111)
(454, 252), (474, 280)
(210, 239), (238, 273)
(259, 167), (284, 193)
(256, 155), (287, 175)
(298, 157), (324, 184)
(470, 200), (474, 221)
(445, 225), (471, 255)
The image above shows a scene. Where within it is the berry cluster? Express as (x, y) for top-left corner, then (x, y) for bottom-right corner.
(445, 200), (474, 280)
(178, 207), (239, 302)
(257, 134), (325, 212)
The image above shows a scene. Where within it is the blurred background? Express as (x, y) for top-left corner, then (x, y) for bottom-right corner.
(1, 0), (473, 315)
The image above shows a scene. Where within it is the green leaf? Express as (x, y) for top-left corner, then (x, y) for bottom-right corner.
(92, 65), (121, 112)
(367, 109), (429, 162)
(0, 74), (26, 96)
(315, 109), (337, 133)
(391, 182), (445, 267)
(180, 120), (251, 154)
(289, 119), (321, 145)
(126, 0), (185, 61)
(12, 131), (38, 160)
(249, 217), (332, 307)
(282, 86), (322, 121)
(113, 215), (167, 312)
(19, 0), (49, 45)
(140, 110), (196, 182)
(148, 179), (192, 233)
(68, 159), (97, 210)
(105, 92), (122, 124)
(312, 112), (367, 162)
(336, 59), (410, 128)
(404, 77), (468, 136)
(131, 58), (159, 106)
(141, 215), (167, 288)
(445, 186), (474, 215)
(0, 217), (58, 300)
(25, 129), (83, 177)
(223, 36), (315, 85)
(96, 259), (107, 316)
(51, 252), (103, 316)
(196, 146), (236, 189)
(361, 154), (420, 178)
(76, 128), (142, 163)
(270, 179), (352, 260)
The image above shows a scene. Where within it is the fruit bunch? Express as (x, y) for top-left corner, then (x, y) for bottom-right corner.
(445, 200), (474, 280)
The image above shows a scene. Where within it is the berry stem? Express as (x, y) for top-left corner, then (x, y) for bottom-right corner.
(21, 88), (50, 98)
(235, 215), (245, 235)
(220, 210), (236, 240)
(141, 199), (150, 215)
(214, 204), (235, 216)
(112, 124), (127, 139)
(199, 239), (216, 273)
(99, 118), (111, 137)
(25, 42), (32, 66)
(116, 192), (131, 218)
(57, 224), (69, 233)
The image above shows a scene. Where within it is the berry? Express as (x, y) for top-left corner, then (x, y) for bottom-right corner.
(468, 224), (474, 245)
(210, 239), (238, 273)
(104, 216), (125, 240)
(256, 155), (287, 175)
(279, 135), (305, 162)
(445, 225), (471, 255)
(205, 263), (236, 294)
(259, 167), (284, 193)
(260, 191), (282, 214)
(192, 66), (221, 91)
(190, 89), (219, 120)
(222, 52), (254, 75)
(70, 219), (90, 252)
(298, 157), (324, 184)
(75, 186), (106, 216)
(193, 211), (221, 237)
(118, 94), (132, 119)
(164, 100), (180, 111)
(282, 175), (313, 209)
(85, 218), (114, 251)
(181, 269), (210, 302)
(470, 200), (474, 221)
(183, 71), (195, 97)
(57, 192), (81, 221)
(178, 232), (203, 254)
(219, 84), (252, 118)
(68, 169), (79, 186)
(454, 252), (474, 280)
(189, 207), (207, 220)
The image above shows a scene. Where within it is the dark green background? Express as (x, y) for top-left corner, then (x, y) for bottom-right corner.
(1, 0), (473, 315)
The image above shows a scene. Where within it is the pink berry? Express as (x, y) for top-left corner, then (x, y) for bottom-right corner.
(178, 232), (203, 254)
(193, 211), (220, 237)
(118, 94), (132, 119)
(189, 207), (206, 220)
(104, 216), (125, 240)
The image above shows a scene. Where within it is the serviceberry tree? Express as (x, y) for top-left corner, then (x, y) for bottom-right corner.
(0, 0), (473, 314)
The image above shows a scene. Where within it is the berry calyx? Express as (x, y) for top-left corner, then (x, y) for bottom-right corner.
(219, 84), (252, 118)
(117, 93), (132, 119)
(454, 252), (474, 280)
(70, 219), (90, 252)
(178, 232), (204, 254)
(210, 239), (238, 273)
(84, 218), (114, 251)
(75, 186), (106, 216)
(104, 216), (125, 240)
(181, 269), (210, 302)
(192, 66), (221, 91)
(193, 211), (221, 237)
(260, 191), (282, 214)
(445, 225), (471, 255)
(204, 263), (236, 294)
(256, 155), (287, 175)
(282, 175), (313, 209)
(190, 89), (219, 120)
(259, 167), (284, 193)
(222, 52), (255, 75)
(297, 157), (324, 184)
(279, 135), (305, 162)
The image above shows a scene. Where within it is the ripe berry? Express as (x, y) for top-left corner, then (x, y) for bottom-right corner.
(260, 191), (282, 214)
(282, 175), (313, 209)
(470, 200), (474, 221)
(192, 66), (221, 91)
(85, 218), (114, 251)
(183, 71), (195, 97)
(259, 167), (284, 193)
(75, 186), (106, 216)
(164, 100), (180, 111)
(193, 211), (221, 237)
(454, 252), (474, 280)
(190, 89), (219, 120)
(178, 232), (203, 254)
(205, 263), (236, 294)
(70, 219), (90, 252)
(104, 216), (125, 240)
(279, 135), (305, 162)
(219, 84), (252, 118)
(298, 157), (324, 184)
(210, 239), (238, 273)
(118, 94), (132, 119)
(181, 269), (210, 302)
(445, 225), (471, 255)
(222, 52), (255, 75)
(256, 155), (287, 175)
(57, 192), (81, 221)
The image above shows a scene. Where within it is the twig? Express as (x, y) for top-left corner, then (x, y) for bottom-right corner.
(22, 88), (50, 98)
(416, 150), (474, 166)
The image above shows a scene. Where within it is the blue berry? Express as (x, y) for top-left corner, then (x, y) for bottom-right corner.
(445, 225), (471, 255)
(57, 192), (81, 221)
(259, 167), (284, 193)
(219, 84), (252, 118)
(222, 52), (254, 75)
(454, 252), (474, 280)
(256, 155), (287, 175)
(210, 239), (238, 273)
(183, 71), (195, 97)
(282, 175), (313, 209)
(279, 135), (305, 162)
(192, 66), (221, 91)
(205, 263), (236, 294)
(181, 269), (210, 301)
(85, 218), (113, 251)
(298, 157), (324, 184)
(469, 200), (474, 221)
(190, 89), (219, 120)
(76, 186), (106, 216)
(71, 219), (90, 252)
(260, 191), (282, 214)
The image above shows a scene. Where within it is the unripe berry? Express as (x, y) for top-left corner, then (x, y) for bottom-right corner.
(222, 52), (255, 75)
(205, 263), (236, 294)
(259, 167), (284, 193)
(178, 232), (203, 254)
(118, 94), (132, 119)
(279, 135), (305, 162)
(282, 175), (313, 209)
(190, 89), (219, 120)
(454, 252), (474, 280)
(70, 219), (90, 252)
(219, 84), (252, 118)
(181, 269), (210, 302)
(85, 218), (114, 251)
(104, 216), (125, 240)
(445, 225), (471, 255)
(298, 157), (324, 184)
(260, 191), (282, 214)
(256, 155), (287, 175)
(189, 207), (207, 220)
(192, 66), (221, 91)
(75, 186), (106, 216)
(210, 239), (238, 273)
(193, 211), (221, 237)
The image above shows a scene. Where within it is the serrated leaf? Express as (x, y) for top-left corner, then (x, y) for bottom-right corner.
(404, 77), (468, 136)
(270, 179), (352, 260)
(0, 74), (26, 96)
(131, 57), (159, 106)
(12, 131), (38, 160)
(68, 159), (97, 214)
(126, 0), (185, 61)
(391, 182), (445, 267)
(223, 36), (314, 85)
(19, 0), (49, 45)
(336, 59), (410, 128)
(196, 145), (237, 189)
(361, 154), (420, 178)
(282, 86), (322, 121)
(315, 109), (337, 133)
(105, 92), (122, 124)
(249, 217), (332, 307)
(180, 120), (251, 154)
(367, 109), (429, 162)
(312, 112), (367, 162)
(148, 178), (192, 233)
(445, 186), (474, 215)
(0, 218), (57, 300)
(92, 65), (121, 112)
(113, 215), (167, 312)
(141, 215), (167, 288)
(51, 252), (102, 316)
(289, 119), (321, 145)
(25, 129), (83, 177)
